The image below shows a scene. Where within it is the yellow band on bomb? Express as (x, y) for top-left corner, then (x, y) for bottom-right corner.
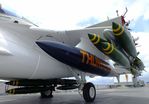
(103, 43), (110, 51)
(93, 34), (100, 45)
(114, 27), (124, 36)
(104, 44), (114, 54)
(113, 24), (121, 32)
(90, 34), (96, 41)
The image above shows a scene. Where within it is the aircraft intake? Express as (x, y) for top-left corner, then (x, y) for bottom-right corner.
(36, 41), (118, 77)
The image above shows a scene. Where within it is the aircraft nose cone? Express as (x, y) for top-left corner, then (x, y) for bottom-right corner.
(102, 42), (111, 51)
(36, 41), (59, 49)
(36, 40), (73, 60)
(88, 33), (94, 40)
(36, 41), (58, 55)
(36, 41), (45, 48)
(112, 22), (119, 30)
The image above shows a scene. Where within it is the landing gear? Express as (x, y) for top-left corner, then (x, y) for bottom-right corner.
(83, 82), (96, 102)
(68, 67), (96, 102)
(40, 89), (53, 98)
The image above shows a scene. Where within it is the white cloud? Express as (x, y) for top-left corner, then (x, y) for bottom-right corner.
(132, 32), (149, 55)
(0, 0), (148, 30)
(0, 0), (128, 30)
(126, 0), (149, 25)
(131, 32), (149, 77)
(0, 0), (149, 29)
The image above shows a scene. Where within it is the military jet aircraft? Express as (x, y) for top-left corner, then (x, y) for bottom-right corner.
(0, 4), (144, 102)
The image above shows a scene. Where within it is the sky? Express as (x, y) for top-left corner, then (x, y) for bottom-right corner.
(0, 0), (149, 84)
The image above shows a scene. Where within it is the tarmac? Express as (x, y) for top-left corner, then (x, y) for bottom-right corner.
(0, 86), (149, 104)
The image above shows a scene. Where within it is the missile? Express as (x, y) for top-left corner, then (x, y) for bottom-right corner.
(102, 29), (115, 44)
(5, 80), (51, 86)
(57, 85), (78, 90)
(130, 67), (141, 76)
(6, 87), (50, 94)
(6, 79), (77, 86)
(112, 22), (137, 58)
(88, 33), (130, 68)
(103, 29), (130, 59)
(36, 41), (118, 77)
(133, 57), (145, 71)
(88, 33), (107, 44)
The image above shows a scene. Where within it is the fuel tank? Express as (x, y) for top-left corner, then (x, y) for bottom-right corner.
(36, 41), (118, 77)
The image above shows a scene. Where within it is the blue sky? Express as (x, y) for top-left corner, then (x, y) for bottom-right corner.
(131, 16), (149, 32)
(0, 0), (149, 83)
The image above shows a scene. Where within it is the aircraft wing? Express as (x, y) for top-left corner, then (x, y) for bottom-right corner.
(65, 16), (124, 59)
